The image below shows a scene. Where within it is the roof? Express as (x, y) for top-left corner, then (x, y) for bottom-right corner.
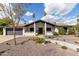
(0, 24), (24, 28)
(25, 20), (74, 27)
(0, 20), (75, 28)
(54, 23), (75, 27)
(25, 20), (56, 26)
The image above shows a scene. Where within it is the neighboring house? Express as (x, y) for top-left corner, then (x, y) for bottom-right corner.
(0, 20), (74, 36)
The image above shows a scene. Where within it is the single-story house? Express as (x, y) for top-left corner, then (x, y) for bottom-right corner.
(0, 20), (74, 36)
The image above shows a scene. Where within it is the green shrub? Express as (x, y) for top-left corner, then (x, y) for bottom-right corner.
(0, 28), (3, 35)
(45, 41), (51, 44)
(35, 37), (45, 44)
(53, 31), (59, 36)
(75, 21), (79, 32)
(61, 46), (68, 49)
(59, 28), (65, 35)
(68, 27), (75, 35)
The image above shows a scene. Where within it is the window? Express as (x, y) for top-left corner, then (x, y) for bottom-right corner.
(46, 28), (51, 31)
(30, 28), (34, 32)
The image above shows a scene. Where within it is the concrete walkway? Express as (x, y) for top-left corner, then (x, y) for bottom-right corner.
(45, 39), (79, 52)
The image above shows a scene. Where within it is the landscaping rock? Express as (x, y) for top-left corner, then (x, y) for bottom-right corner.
(77, 48), (79, 52)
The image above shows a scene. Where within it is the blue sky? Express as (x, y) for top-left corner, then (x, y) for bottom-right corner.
(23, 3), (44, 21)
(0, 3), (79, 25)
(21, 3), (79, 25)
(66, 4), (79, 16)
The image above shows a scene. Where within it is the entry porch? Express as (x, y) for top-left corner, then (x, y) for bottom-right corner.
(24, 21), (55, 36)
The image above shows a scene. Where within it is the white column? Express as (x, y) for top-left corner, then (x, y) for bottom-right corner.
(3, 27), (6, 36)
(45, 22), (46, 35)
(55, 27), (59, 33)
(34, 22), (36, 36)
(23, 27), (25, 36)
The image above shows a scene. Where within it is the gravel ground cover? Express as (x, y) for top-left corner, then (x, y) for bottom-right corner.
(0, 36), (79, 56)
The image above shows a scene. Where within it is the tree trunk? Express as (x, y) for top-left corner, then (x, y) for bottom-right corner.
(12, 20), (17, 45)
(13, 26), (16, 45)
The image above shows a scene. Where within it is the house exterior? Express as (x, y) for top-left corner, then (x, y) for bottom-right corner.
(0, 20), (73, 36)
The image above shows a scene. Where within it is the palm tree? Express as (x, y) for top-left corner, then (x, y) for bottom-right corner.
(44, 12), (47, 16)
(32, 13), (35, 20)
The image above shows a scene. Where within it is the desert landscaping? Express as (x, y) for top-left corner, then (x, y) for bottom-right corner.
(0, 3), (79, 56)
(0, 35), (79, 56)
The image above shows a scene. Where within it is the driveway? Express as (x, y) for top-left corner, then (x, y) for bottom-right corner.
(0, 35), (23, 43)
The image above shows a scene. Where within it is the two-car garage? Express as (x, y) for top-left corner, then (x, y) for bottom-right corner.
(6, 28), (23, 35)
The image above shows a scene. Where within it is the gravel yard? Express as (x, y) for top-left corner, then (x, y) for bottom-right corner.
(0, 36), (79, 56)
(52, 35), (79, 45)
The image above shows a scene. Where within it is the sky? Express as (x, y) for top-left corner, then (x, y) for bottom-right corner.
(22, 3), (45, 22)
(23, 3), (79, 25)
(0, 3), (79, 25)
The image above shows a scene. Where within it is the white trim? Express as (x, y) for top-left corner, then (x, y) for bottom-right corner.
(3, 27), (6, 36)
(55, 27), (59, 33)
(23, 27), (25, 36)
(34, 22), (36, 36)
(45, 22), (46, 35)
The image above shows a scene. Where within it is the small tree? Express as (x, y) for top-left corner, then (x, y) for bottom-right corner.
(75, 16), (79, 36)
(68, 27), (75, 35)
(76, 24), (79, 32)
(0, 18), (11, 35)
(0, 17), (11, 26)
(76, 17), (79, 32)
(0, 3), (30, 45)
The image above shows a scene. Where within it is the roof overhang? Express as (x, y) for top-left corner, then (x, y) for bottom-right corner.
(25, 20), (56, 26)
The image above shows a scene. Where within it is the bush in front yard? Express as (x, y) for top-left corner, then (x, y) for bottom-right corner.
(76, 19), (79, 32)
(35, 37), (45, 44)
(59, 28), (65, 35)
(68, 27), (75, 35)
(53, 31), (59, 36)
(0, 28), (3, 35)
(45, 41), (51, 44)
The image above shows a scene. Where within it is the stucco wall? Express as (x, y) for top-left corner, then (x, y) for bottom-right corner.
(36, 22), (45, 34)
(45, 24), (55, 35)
(54, 27), (59, 33)
(24, 32), (35, 36)
(25, 24), (34, 32)
(24, 22), (55, 36)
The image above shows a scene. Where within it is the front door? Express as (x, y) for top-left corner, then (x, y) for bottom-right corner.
(38, 27), (43, 34)
(64, 27), (67, 33)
